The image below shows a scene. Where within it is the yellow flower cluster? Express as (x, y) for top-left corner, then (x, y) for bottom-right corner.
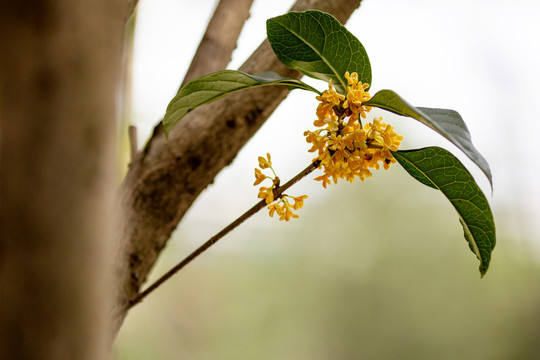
(305, 72), (404, 187)
(254, 153), (308, 221)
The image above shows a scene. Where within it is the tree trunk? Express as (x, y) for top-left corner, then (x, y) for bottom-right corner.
(0, 1), (124, 358)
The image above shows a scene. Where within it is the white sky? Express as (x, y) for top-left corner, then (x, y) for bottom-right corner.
(131, 0), (540, 251)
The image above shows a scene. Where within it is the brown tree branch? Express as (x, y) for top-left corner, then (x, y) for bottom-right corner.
(114, 0), (362, 333)
(181, 0), (254, 88)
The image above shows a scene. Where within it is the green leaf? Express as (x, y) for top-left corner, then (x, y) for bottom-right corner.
(365, 89), (493, 188)
(266, 10), (371, 94)
(393, 147), (496, 277)
(162, 70), (320, 134)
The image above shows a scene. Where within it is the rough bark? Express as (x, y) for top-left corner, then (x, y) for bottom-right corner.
(115, 0), (362, 329)
(0, 1), (123, 359)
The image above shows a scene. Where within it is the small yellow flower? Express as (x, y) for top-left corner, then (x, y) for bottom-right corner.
(257, 186), (274, 204)
(345, 71), (359, 87)
(253, 153), (307, 221)
(291, 195), (308, 210)
(281, 210), (299, 221)
(277, 199), (299, 221)
(314, 174), (332, 188)
(316, 79), (345, 106)
(258, 153), (272, 169)
(268, 203), (283, 217)
(253, 168), (266, 185)
(266, 195), (306, 221)
(342, 73), (371, 120)
(313, 80), (345, 130)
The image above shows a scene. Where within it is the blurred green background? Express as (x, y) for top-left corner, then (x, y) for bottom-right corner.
(114, 168), (540, 359)
(114, 0), (540, 358)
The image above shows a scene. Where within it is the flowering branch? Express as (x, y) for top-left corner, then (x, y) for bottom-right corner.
(127, 69), (406, 308)
(127, 159), (321, 309)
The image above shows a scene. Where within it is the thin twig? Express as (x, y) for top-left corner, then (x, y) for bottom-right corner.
(127, 160), (320, 309)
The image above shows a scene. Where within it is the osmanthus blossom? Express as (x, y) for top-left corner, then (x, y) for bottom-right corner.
(254, 72), (403, 220)
(253, 153), (308, 221)
(305, 72), (403, 187)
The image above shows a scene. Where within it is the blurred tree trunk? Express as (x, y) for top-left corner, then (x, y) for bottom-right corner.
(0, 1), (124, 359)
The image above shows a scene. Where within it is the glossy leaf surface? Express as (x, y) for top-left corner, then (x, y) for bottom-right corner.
(267, 10), (371, 94)
(366, 89), (492, 187)
(162, 70), (320, 134)
(393, 147), (496, 276)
